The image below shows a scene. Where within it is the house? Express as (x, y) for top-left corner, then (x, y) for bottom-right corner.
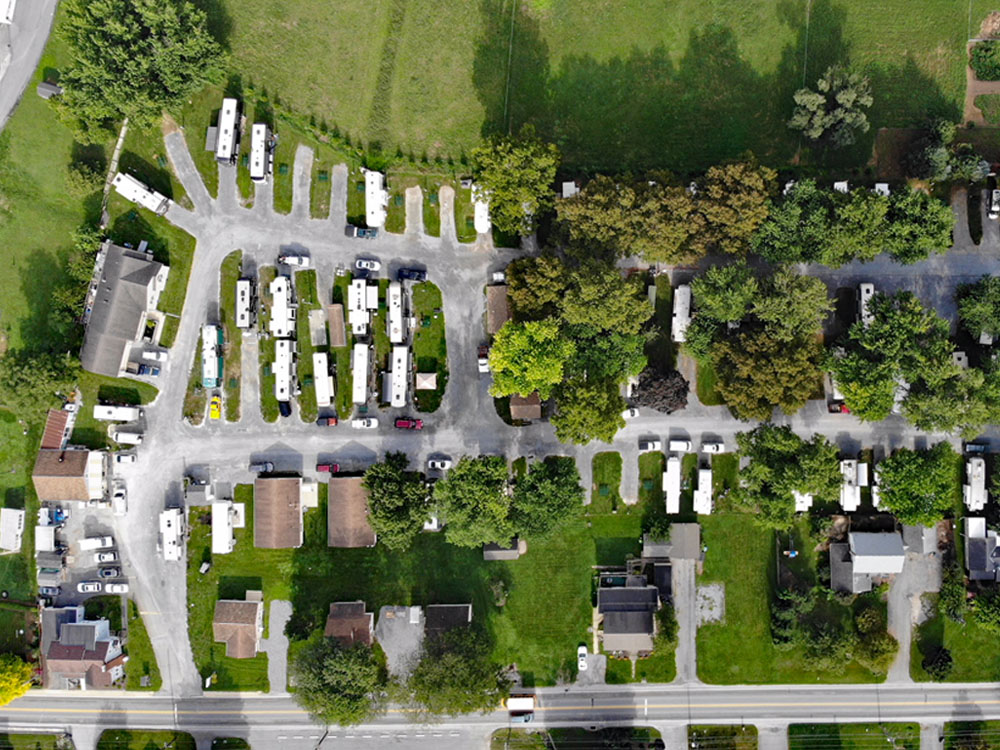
(671, 285), (691, 343)
(424, 603), (472, 641)
(509, 392), (541, 421)
(387, 282), (404, 344)
(268, 276), (296, 338)
(389, 346), (408, 408)
(485, 285), (511, 336)
(112, 172), (169, 215)
(0, 508), (24, 552)
(965, 517), (1000, 581)
(41, 606), (126, 689)
(840, 459), (869, 513)
(236, 279), (255, 330)
(32, 449), (105, 502)
(159, 508), (185, 562)
(364, 169), (388, 228)
(874, 183), (891, 197)
(352, 343), (369, 405)
(793, 490), (814, 512)
(693, 466), (712, 515)
(561, 181), (580, 199)
(857, 283), (875, 327)
(347, 279), (370, 335)
(211, 501), (235, 555)
(274, 340), (296, 403)
(483, 538), (525, 560)
(324, 601), (374, 647)
(80, 242), (169, 377)
(830, 532), (905, 594)
(212, 592), (264, 659)
(597, 579), (658, 655)
(313, 352), (334, 409)
(254, 477), (302, 549)
(965, 457), (987, 512)
(36, 81), (63, 99)
(663, 456), (681, 514)
(327, 304), (346, 347)
(201, 324), (222, 388)
(327, 477), (376, 548)
(40, 408), (73, 451)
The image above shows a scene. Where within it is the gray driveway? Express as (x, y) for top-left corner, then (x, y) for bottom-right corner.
(0, 0), (58, 131)
(261, 599), (291, 694)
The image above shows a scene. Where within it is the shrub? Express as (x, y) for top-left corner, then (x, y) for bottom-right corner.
(939, 561), (968, 624)
(655, 606), (678, 648)
(971, 41), (1000, 81)
(923, 647), (953, 681)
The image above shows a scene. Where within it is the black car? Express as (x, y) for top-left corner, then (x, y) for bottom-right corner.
(397, 267), (427, 282)
(249, 461), (274, 473)
(344, 225), (358, 237)
(278, 401), (292, 418)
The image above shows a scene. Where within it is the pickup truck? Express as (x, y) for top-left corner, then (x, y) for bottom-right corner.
(477, 345), (490, 373)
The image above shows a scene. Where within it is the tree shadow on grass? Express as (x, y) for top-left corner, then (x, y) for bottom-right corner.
(97, 384), (145, 405)
(17, 250), (73, 354)
(107, 209), (172, 266)
(218, 576), (263, 600)
(118, 150), (176, 200)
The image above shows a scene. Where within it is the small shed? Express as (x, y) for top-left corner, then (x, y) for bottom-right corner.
(36, 82), (63, 99)
(509, 392), (541, 421)
(415, 372), (437, 390)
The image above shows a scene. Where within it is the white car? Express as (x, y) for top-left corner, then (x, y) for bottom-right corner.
(115, 452), (136, 464)
(668, 439), (692, 452)
(106, 583), (130, 595)
(622, 408), (639, 419)
(355, 258), (381, 272)
(96, 551), (119, 563)
(351, 417), (378, 430)
(638, 439), (662, 453)
(701, 442), (725, 454)
(278, 254), (310, 268)
(77, 581), (102, 594)
(428, 458), (453, 471)
(112, 486), (127, 517)
(577, 645), (588, 671)
(141, 350), (168, 363)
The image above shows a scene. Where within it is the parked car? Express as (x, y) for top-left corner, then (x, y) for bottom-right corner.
(278, 254), (310, 268)
(77, 581), (102, 594)
(112, 486), (127, 517)
(78, 536), (114, 551)
(316, 417), (338, 426)
(106, 583), (130, 594)
(622, 408), (639, 419)
(638, 439), (662, 453)
(668, 439), (692, 452)
(428, 458), (453, 471)
(344, 225), (359, 237)
(351, 417), (378, 429)
(115, 452), (136, 464)
(141, 350), (168, 363)
(965, 442), (989, 455)
(358, 227), (378, 239)
(477, 345), (490, 373)
(355, 258), (381, 272)
(96, 551), (119, 563)
(278, 401), (292, 418)
(577, 645), (588, 671)
(394, 417), (424, 430)
(209, 396), (222, 420)
(39, 586), (61, 597)
(701, 442), (725, 454)
(397, 267), (427, 282)
(98, 567), (120, 579)
(248, 461), (274, 473)
(316, 463), (340, 473)
(137, 364), (160, 377)
(990, 174), (1000, 220)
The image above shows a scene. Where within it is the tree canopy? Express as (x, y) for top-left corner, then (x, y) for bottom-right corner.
(0, 351), (81, 416)
(698, 160), (776, 254)
(471, 126), (560, 235)
(488, 319), (575, 399)
(0, 654), (31, 707)
(632, 368), (689, 413)
(291, 638), (385, 726)
(559, 263), (652, 335)
(958, 275), (1000, 340)
(551, 377), (626, 445)
(690, 262), (758, 323)
(788, 65), (873, 147)
(362, 452), (429, 551)
(510, 456), (583, 538)
(875, 443), (958, 526)
(407, 628), (510, 717)
(433, 456), (513, 548)
(506, 256), (567, 320)
(60, 0), (223, 137)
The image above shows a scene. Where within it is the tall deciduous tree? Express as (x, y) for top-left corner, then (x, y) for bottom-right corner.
(506, 256), (567, 320)
(958, 275), (1000, 340)
(0, 654), (31, 706)
(0, 351), (81, 416)
(407, 628), (510, 717)
(690, 261), (758, 323)
(559, 263), (652, 335)
(884, 188), (954, 264)
(511, 456), (583, 538)
(291, 638), (385, 726)
(362, 452), (429, 551)
(753, 268), (833, 342)
(471, 126), (560, 235)
(788, 65), (873, 148)
(876, 443), (957, 526)
(551, 377), (626, 445)
(698, 159), (776, 254)
(488, 319), (575, 399)
(433, 456), (513, 548)
(633, 369), (689, 414)
(60, 0), (223, 137)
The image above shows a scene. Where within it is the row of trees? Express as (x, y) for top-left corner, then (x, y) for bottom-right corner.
(362, 453), (583, 551)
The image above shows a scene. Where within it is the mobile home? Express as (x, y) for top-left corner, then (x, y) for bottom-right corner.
(201, 324), (223, 388)
(313, 352), (334, 408)
(236, 279), (255, 330)
(249, 124), (271, 182)
(215, 98), (240, 163)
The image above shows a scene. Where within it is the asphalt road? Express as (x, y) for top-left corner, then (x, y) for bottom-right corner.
(0, 0), (58, 130)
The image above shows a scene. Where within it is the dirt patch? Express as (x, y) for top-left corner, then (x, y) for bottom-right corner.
(981, 12), (1000, 39)
(160, 113), (181, 136)
(697, 583), (725, 626)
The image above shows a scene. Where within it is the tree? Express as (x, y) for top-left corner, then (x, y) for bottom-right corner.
(488, 319), (575, 399)
(734, 425), (841, 528)
(884, 188), (954, 264)
(0, 351), (81, 415)
(923, 647), (953, 681)
(511, 456), (582, 538)
(698, 160), (776, 254)
(362, 452), (429, 551)
(902, 365), (1000, 438)
(958, 275), (1000, 339)
(971, 40), (1000, 81)
(559, 263), (652, 336)
(824, 188), (889, 266)
(407, 628), (510, 717)
(853, 604), (898, 675)
(906, 119), (989, 183)
(59, 0), (223, 137)
(939, 560), (968, 624)
(551, 377), (626, 445)
(506, 256), (567, 320)
(752, 180), (834, 264)
(788, 65), (873, 148)
(876, 443), (957, 526)
(713, 330), (824, 421)
(471, 126), (560, 235)
(632, 369), (689, 413)
(973, 588), (1000, 634)
(753, 267), (833, 342)
(433, 456), (513, 548)
(565, 329), (646, 382)
(0, 654), (31, 706)
(690, 261), (758, 323)
(291, 638), (384, 726)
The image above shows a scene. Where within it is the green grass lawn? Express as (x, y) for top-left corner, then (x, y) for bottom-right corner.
(331, 274), (355, 418)
(976, 94), (1000, 125)
(0, 412), (37, 608)
(490, 728), (661, 750)
(97, 731), (195, 750)
(175, 85), (221, 198)
(944, 721), (1000, 750)
(183, 331), (207, 426)
(220, 252), (243, 422)
(118, 123), (190, 210)
(0, 735), (75, 750)
(385, 184), (406, 234)
(591, 452), (622, 511)
(346, 167), (366, 225)
(294, 270), (322, 423)
(70, 373), (159, 450)
(125, 600), (162, 690)
(310, 160), (331, 219)
(257, 267), (279, 423)
(690, 726), (758, 750)
(211, 741), (251, 750)
(711, 453), (740, 511)
(454, 184), (477, 243)
(789, 723), (919, 750)
(912, 593), (1000, 682)
(411, 282), (448, 412)
(371, 280), (391, 377)
(272, 132), (295, 215)
(638, 452), (664, 506)
(696, 359), (725, 406)
(646, 276), (674, 372)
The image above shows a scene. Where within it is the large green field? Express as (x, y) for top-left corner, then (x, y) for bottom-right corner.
(210, 0), (967, 170)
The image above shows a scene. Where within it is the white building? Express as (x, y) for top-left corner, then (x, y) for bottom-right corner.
(215, 98), (239, 163)
(236, 279), (254, 330)
(387, 282), (404, 344)
(111, 172), (169, 215)
(693, 467), (713, 515)
(793, 490), (814, 512)
(159, 508), (185, 562)
(363, 169), (388, 228)
(274, 340), (295, 403)
(269, 276), (296, 338)
(249, 124), (271, 183)
(857, 284), (875, 327)
(352, 343), (369, 405)
(672, 284), (691, 343)
(348, 279), (369, 335)
(390, 346), (408, 408)
(366, 284), (379, 311)
(201, 324), (221, 388)
(0, 0), (16, 24)
(965, 457), (987, 512)
(473, 186), (491, 235)
(211, 501), (235, 555)
(874, 183), (891, 197)
(839, 459), (863, 512)
(0, 508), (24, 552)
(313, 352), (333, 408)
(561, 181), (579, 199)
(663, 456), (681, 514)
(93, 405), (142, 422)
(834, 181), (849, 193)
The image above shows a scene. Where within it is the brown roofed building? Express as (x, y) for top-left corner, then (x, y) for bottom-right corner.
(254, 477), (302, 549)
(32, 449), (95, 502)
(328, 304), (347, 348)
(509, 392), (542, 421)
(212, 594), (264, 659)
(328, 477), (376, 548)
(324, 601), (374, 647)
(485, 285), (511, 336)
(40, 409), (71, 450)
(424, 604), (472, 641)
(41, 605), (126, 689)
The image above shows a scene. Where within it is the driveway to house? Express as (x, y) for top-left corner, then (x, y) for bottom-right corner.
(261, 599), (291, 694)
(671, 559), (698, 684)
(0, 0), (58, 130)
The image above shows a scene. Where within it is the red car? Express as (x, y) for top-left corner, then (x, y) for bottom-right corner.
(316, 417), (338, 426)
(394, 417), (424, 430)
(316, 463), (340, 473)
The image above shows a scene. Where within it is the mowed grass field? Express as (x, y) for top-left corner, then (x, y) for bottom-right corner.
(211, 0), (967, 170)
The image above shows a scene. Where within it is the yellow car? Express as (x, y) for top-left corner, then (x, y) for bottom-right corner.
(209, 396), (222, 420)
